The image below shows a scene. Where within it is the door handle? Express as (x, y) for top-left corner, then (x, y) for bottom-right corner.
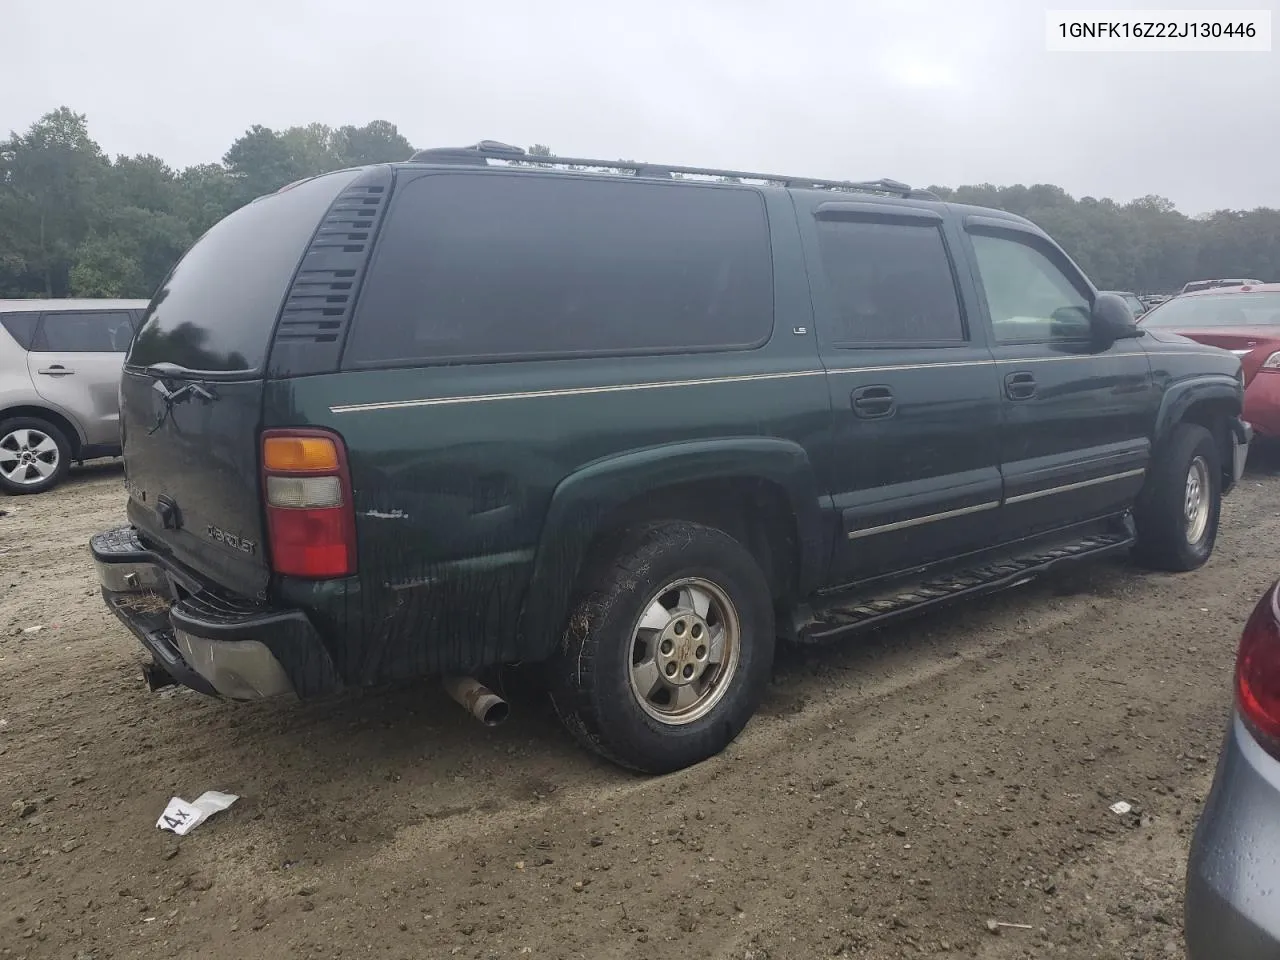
(38, 365), (75, 376)
(851, 384), (896, 419)
(1004, 371), (1036, 400)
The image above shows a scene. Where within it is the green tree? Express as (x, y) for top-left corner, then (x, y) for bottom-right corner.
(0, 108), (108, 296)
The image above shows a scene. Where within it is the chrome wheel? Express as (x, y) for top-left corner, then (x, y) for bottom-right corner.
(1184, 455), (1210, 544)
(627, 577), (741, 726)
(0, 428), (60, 487)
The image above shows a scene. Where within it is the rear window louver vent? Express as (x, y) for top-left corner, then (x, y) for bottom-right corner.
(267, 165), (394, 377)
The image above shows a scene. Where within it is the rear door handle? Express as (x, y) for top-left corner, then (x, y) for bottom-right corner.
(1004, 371), (1036, 400)
(851, 384), (896, 419)
(38, 365), (75, 376)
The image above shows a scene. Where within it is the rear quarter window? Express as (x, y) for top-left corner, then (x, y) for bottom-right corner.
(128, 169), (361, 374)
(343, 172), (775, 366)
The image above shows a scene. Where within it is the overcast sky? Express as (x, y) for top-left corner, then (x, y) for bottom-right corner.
(7, 0), (1278, 214)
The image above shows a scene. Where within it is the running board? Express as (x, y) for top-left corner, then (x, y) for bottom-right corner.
(793, 527), (1135, 644)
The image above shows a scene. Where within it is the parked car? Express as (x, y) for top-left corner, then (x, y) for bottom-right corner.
(1, 299), (148, 494)
(1100, 290), (1148, 318)
(91, 142), (1251, 773)
(1185, 578), (1280, 958)
(1139, 284), (1280, 439)
(1180, 279), (1265, 295)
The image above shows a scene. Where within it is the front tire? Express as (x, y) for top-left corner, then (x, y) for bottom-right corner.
(548, 520), (776, 774)
(1134, 422), (1221, 572)
(0, 417), (71, 495)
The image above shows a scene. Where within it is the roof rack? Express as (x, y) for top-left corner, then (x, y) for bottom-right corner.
(407, 141), (940, 200)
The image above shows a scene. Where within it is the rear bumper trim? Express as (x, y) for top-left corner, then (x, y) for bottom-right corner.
(91, 526), (343, 700)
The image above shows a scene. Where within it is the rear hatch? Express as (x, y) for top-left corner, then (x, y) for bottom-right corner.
(121, 169), (362, 598)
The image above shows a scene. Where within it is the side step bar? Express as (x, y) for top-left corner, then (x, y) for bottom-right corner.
(794, 527), (1134, 644)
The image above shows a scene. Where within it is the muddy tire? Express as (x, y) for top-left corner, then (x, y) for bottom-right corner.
(1133, 422), (1221, 572)
(0, 417), (71, 495)
(548, 520), (776, 774)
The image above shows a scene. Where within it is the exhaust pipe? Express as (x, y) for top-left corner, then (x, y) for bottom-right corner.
(444, 676), (509, 727)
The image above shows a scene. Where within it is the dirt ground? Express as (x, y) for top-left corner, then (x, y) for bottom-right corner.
(3, 452), (1279, 960)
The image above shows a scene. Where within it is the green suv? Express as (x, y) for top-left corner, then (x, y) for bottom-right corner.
(91, 142), (1252, 773)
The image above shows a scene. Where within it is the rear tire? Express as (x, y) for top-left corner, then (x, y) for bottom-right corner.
(548, 520), (776, 774)
(1133, 422), (1221, 572)
(0, 417), (71, 495)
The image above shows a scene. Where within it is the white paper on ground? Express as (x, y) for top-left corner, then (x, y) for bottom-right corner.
(157, 790), (239, 836)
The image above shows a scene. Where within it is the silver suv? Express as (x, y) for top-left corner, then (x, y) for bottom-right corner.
(0, 299), (148, 494)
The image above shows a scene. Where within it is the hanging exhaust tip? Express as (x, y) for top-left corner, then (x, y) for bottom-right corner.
(443, 676), (510, 726)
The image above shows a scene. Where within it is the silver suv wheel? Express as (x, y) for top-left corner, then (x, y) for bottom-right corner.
(0, 427), (61, 486)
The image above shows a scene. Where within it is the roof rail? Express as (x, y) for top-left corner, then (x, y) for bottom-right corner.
(408, 141), (938, 200)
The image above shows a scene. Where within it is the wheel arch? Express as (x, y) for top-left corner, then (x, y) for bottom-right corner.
(0, 404), (83, 457)
(515, 438), (828, 661)
(1155, 377), (1242, 486)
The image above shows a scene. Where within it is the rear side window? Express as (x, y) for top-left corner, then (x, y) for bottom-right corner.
(129, 169), (361, 374)
(344, 173), (774, 365)
(0, 312), (39, 350)
(814, 220), (965, 345)
(34, 311), (135, 352)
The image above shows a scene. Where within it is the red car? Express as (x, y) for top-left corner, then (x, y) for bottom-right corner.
(1140, 284), (1280, 438)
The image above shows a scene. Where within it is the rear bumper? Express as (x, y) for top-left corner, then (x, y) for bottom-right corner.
(91, 526), (343, 700)
(1185, 714), (1280, 959)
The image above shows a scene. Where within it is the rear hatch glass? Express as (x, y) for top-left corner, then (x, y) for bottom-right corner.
(122, 168), (361, 597)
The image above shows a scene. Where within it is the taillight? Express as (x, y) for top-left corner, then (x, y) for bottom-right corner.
(261, 429), (356, 578)
(1235, 581), (1280, 750)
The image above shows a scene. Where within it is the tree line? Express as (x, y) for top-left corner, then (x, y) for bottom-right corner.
(1, 107), (1276, 301)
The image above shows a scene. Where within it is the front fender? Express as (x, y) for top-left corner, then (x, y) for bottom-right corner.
(1154, 375), (1244, 441)
(515, 437), (828, 660)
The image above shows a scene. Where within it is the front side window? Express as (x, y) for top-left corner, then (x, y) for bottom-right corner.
(814, 219), (965, 345)
(345, 173), (775, 365)
(35, 311), (135, 353)
(969, 232), (1092, 343)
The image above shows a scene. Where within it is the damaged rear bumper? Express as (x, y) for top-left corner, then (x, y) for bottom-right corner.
(91, 526), (343, 700)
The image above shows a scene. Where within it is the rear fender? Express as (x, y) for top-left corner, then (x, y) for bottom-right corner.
(515, 438), (827, 660)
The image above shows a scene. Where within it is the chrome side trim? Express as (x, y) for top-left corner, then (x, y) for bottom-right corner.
(331, 369), (825, 413)
(331, 360), (994, 414)
(330, 350), (1225, 416)
(1004, 468), (1146, 505)
(846, 500), (1000, 540)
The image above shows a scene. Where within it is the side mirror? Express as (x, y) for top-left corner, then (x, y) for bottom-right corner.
(1091, 293), (1142, 344)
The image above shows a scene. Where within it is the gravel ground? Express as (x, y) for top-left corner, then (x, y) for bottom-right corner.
(3, 449), (1279, 960)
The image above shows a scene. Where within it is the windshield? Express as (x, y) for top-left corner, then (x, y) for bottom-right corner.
(1142, 291), (1280, 328)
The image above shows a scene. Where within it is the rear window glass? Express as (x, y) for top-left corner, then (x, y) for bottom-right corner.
(0, 312), (39, 350)
(35, 311), (135, 352)
(129, 169), (360, 373)
(344, 172), (774, 365)
(1142, 292), (1280, 328)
